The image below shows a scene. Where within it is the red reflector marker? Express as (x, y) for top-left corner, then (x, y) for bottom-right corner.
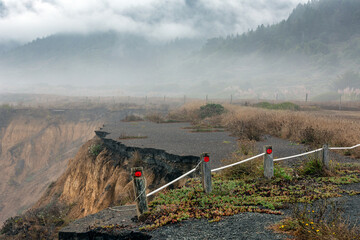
(204, 156), (210, 162)
(134, 171), (142, 177)
(266, 148), (272, 154)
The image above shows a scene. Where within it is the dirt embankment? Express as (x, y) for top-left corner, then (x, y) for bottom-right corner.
(0, 108), (104, 225)
(35, 135), (199, 221)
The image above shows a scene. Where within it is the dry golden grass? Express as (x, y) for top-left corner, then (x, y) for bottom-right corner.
(167, 101), (205, 123)
(220, 139), (263, 180)
(171, 102), (360, 157)
(222, 105), (360, 157)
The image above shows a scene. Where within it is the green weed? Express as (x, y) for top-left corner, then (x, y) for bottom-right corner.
(254, 102), (300, 111)
(88, 144), (104, 156)
(199, 104), (225, 119)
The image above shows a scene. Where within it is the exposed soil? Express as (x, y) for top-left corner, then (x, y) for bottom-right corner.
(0, 108), (105, 225)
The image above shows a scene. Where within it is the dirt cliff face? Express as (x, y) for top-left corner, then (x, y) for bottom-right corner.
(0, 108), (104, 225)
(35, 136), (199, 220)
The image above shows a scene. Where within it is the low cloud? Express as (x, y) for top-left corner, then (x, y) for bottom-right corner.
(0, 0), (307, 43)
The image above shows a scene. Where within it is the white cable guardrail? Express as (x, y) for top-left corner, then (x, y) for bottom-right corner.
(143, 143), (360, 198)
(127, 143), (360, 216)
(146, 160), (202, 197)
(211, 153), (265, 172)
(273, 148), (323, 162)
(329, 143), (360, 150)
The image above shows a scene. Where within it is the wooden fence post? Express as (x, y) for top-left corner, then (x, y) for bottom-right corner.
(131, 167), (148, 216)
(264, 146), (274, 179)
(322, 144), (329, 168)
(200, 153), (212, 194)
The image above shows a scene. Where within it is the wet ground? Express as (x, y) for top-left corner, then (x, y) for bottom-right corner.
(103, 121), (238, 169)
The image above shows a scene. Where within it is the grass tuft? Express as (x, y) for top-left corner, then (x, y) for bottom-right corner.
(273, 200), (359, 240)
(254, 102), (300, 111)
(297, 156), (336, 177)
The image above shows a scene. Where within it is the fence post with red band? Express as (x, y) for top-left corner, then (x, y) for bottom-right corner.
(264, 146), (274, 179)
(201, 153), (212, 194)
(131, 167), (148, 216)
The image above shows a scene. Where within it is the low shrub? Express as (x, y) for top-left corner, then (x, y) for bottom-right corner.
(300, 126), (316, 144)
(225, 116), (264, 141)
(297, 156), (335, 177)
(122, 114), (143, 122)
(145, 113), (166, 123)
(199, 104), (225, 119)
(167, 104), (202, 123)
(300, 126), (334, 145)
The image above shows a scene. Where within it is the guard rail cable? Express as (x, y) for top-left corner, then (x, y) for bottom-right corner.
(146, 160), (202, 197)
(273, 148), (323, 162)
(109, 143), (360, 210)
(211, 153), (265, 172)
(329, 143), (360, 150)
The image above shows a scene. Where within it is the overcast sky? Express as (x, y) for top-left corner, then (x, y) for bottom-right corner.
(0, 0), (308, 43)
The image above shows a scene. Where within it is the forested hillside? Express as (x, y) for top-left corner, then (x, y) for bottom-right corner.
(202, 0), (360, 58)
(192, 0), (360, 99)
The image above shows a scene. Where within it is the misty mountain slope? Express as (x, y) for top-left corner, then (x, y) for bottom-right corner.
(0, 32), (203, 94)
(180, 0), (360, 97)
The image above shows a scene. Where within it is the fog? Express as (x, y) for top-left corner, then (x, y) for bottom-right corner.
(0, 0), (306, 43)
(0, 33), (329, 100)
(0, 0), (359, 101)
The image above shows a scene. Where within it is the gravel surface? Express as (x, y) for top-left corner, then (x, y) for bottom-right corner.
(149, 212), (289, 240)
(60, 205), (139, 234)
(147, 186), (360, 240)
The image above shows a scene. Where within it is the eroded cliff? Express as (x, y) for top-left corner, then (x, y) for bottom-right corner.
(0, 108), (104, 224)
(35, 135), (199, 220)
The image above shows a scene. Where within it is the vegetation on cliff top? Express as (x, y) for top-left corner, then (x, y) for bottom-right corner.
(139, 144), (360, 235)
